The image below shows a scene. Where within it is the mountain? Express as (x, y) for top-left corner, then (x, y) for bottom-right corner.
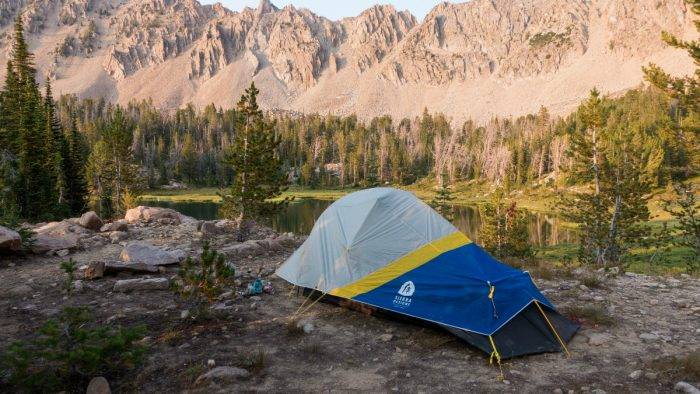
(0, 0), (695, 122)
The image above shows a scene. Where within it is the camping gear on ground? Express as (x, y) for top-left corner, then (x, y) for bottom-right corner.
(276, 187), (578, 360)
(246, 279), (263, 295)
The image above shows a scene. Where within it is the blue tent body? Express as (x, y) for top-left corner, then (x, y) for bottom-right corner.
(276, 188), (578, 358)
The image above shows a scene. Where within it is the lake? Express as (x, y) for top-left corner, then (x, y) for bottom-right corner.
(143, 198), (576, 247)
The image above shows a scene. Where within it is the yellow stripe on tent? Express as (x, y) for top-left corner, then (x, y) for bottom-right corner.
(329, 232), (471, 299)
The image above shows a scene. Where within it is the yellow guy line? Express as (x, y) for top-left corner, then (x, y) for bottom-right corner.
(534, 300), (571, 357)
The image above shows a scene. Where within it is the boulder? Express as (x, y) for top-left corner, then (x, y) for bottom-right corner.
(200, 221), (218, 237)
(32, 232), (80, 254)
(109, 231), (128, 243)
(31, 220), (90, 254)
(195, 366), (250, 385)
(125, 206), (182, 224)
(79, 211), (103, 231)
(84, 261), (106, 280)
(221, 240), (263, 257)
(675, 382), (700, 394)
(120, 242), (186, 266)
(113, 277), (170, 292)
(100, 220), (128, 233)
(0, 225), (21, 251)
(86, 376), (111, 394)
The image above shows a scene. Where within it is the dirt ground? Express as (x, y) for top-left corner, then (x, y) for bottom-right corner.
(0, 219), (698, 393)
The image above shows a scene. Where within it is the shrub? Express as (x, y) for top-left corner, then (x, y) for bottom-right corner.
(59, 258), (77, 293)
(0, 307), (147, 392)
(479, 188), (534, 260)
(173, 242), (235, 316)
(564, 305), (615, 327)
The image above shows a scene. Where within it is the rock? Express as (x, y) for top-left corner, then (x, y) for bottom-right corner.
(32, 232), (80, 254)
(587, 333), (612, 346)
(72, 280), (84, 293)
(120, 242), (186, 266)
(295, 319), (314, 334)
(104, 262), (159, 274)
(644, 372), (657, 380)
(0, 225), (22, 251)
(629, 370), (642, 380)
(125, 206), (182, 224)
(56, 249), (70, 257)
(221, 240), (262, 257)
(31, 221), (88, 254)
(675, 382), (700, 394)
(79, 211), (103, 231)
(9, 284), (33, 297)
(554, 389), (563, 394)
(180, 310), (190, 319)
(113, 277), (170, 292)
(200, 221), (218, 237)
(207, 359), (216, 368)
(638, 333), (659, 341)
(85, 261), (106, 280)
(110, 231), (128, 243)
(379, 333), (394, 342)
(101, 220), (128, 232)
(86, 376), (111, 394)
(195, 366), (250, 385)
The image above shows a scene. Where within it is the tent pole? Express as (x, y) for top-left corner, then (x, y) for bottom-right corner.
(534, 301), (571, 357)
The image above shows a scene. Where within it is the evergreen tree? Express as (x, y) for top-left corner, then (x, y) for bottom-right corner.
(642, 0), (699, 179)
(479, 188), (533, 260)
(562, 90), (651, 267)
(43, 80), (68, 215)
(65, 115), (87, 215)
(662, 182), (700, 272)
(220, 83), (288, 240)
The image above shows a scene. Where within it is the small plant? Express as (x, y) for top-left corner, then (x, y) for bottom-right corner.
(648, 350), (700, 381)
(564, 305), (615, 327)
(0, 307), (147, 392)
(580, 275), (603, 289)
(246, 348), (267, 374)
(59, 258), (77, 293)
(429, 172), (455, 222)
(173, 242), (235, 317)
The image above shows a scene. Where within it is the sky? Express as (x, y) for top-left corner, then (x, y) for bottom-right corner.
(201, 0), (462, 21)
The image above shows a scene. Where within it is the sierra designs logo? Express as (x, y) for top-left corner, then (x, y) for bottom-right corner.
(393, 281), (415, 308)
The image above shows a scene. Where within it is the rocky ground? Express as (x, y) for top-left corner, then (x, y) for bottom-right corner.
(0, 207), (699, 393)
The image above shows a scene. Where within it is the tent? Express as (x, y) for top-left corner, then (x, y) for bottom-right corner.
(276, 188), (578, 360)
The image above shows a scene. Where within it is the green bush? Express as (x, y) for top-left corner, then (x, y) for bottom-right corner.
(59, 258), (78, 293)
(1, 307), (147, 392)
(173, 242), (235, 315)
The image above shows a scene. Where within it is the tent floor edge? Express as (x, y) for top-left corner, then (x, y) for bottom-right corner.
(297, 287), (579, 359)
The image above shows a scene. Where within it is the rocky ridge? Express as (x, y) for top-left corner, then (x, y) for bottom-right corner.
(0, 0), (696, 122)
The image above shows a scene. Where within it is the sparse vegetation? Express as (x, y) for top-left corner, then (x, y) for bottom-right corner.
(59, 258), (77, 292)
(0, 307), (147, 392)
(564, 305), (615, 327)
(173, 242), (235, 318)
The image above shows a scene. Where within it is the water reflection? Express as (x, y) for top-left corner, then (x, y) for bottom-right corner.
(144, 198), (576, 247)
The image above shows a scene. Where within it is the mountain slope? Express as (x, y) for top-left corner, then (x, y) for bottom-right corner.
(0, 0), (695, 122)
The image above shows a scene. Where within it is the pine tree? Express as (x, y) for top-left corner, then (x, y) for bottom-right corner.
(65, 115), (87, 215)
(642, 1), (699, 180)
(220, 83), (288, 240)
(662, 182), (700, 272)
(43, 80), (68, 215)
(561, 90), (651, 267)
(479, 188), (533, 260)
(9, 16), (50, 220)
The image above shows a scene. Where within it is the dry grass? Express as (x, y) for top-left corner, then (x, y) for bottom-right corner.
(648, 350), (700, 381)
(285, 317), (305, 337)
(563, 305), (615, 327)
(246, 348), (267, 374)
(580, 275), (604, 289)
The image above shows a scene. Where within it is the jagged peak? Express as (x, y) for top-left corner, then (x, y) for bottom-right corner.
(257, 0), (278, 15)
